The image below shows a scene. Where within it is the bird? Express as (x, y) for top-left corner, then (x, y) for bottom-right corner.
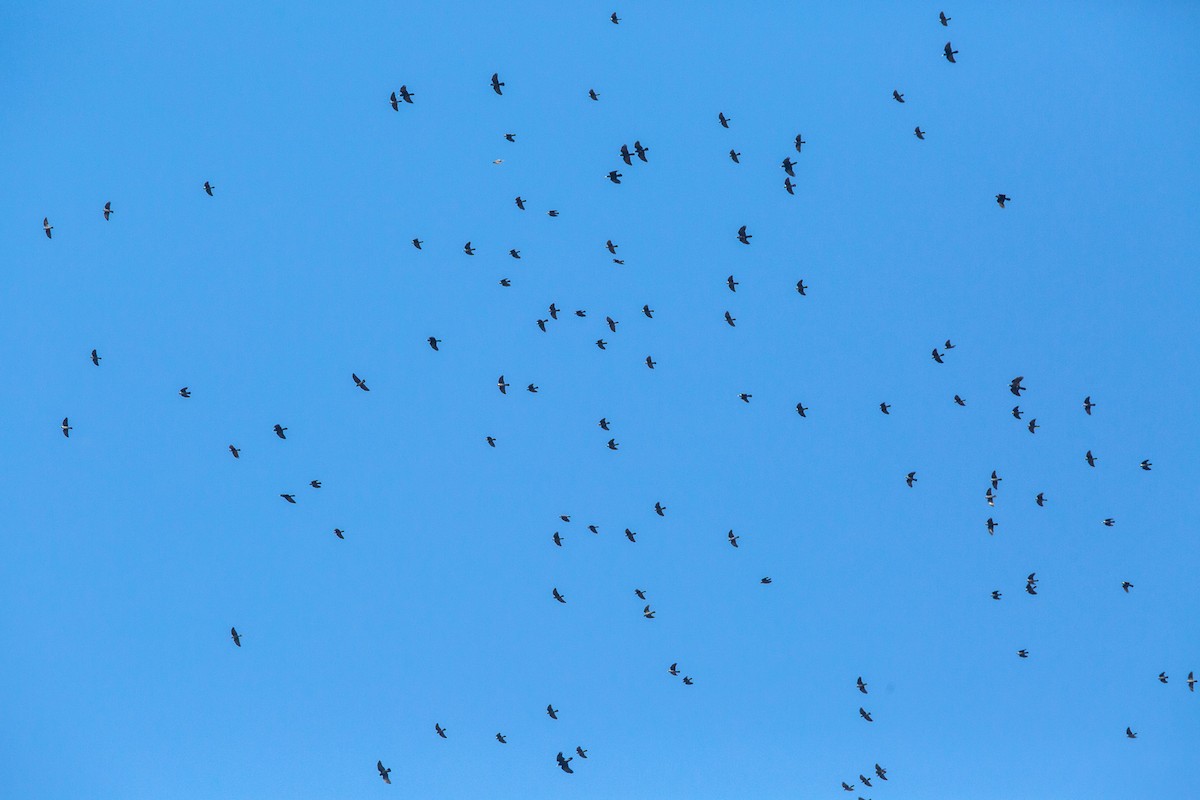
(739, 393), (752, 403)
(1084, 396), (1096, 415)
(1141, 460), (1153, 471)
(796, 402), (809, 417)
(556, 752), (574, 774)
(396, 85), (414, 104)
(944, 41), (958, 62)
(574, 310), (586, 318)
(1012, 406), (1023, 419)
(634, 141), (649, 162)
(178, 387), (191, 398)
(857, 676), (868, 694)
(576, 746), (588, 759)
(736, 225), (752, 245)
(1188, 671), (1197, 692)
(986, 488), (996, 507)
(428, 337), (441, 351)
(669, 663), (680, 676)
(1010, 376), (1026, 396)
(203, 181), (215, 196)
(491, 73), (504, 95)
(643, 605), (655, 619)
(781, 157), (797, 176)
(515, 197), (526, 210)
(281, 494), (296, 504)
(598, 418), (610, 431)
(527, 383), (538, 393)
(310, 480), (321, 489)
(548, 303), (560, 320)
(352, 373), (369, 391)
(504, 133), (516, 142)
(986, 518), (998, 535)
(796, 280), (808, 295)
(645, 356), (657, 369)
(1122, 581), (1134, 593)
(760, 577), (772, 584)
(784, 177), (796, 195)
(102, 201), (113, 220)
(607, 170), (622, 184)
(727, 275), (739, 292)
(842, 783), (855, 792)
(464, 242), (475, 256)
(610, 11), (620, 24)
(724, 310), (736, 327)
(635, 589), (646, 600)
(875, 764), (888, 781)
(496, 733), (507, 743)
(1018, 649), (1029, 658)
(996, 193), (1011, 208)
(904, 471), (919, 488)
(914, 126), (925, 139)
(1086, 450), (1097, 467)
(642, 305), (655, 318)
(435, 723), (447, 738)
(229, 445), (240, 458)
(620, 144), (633, 165)
(1027, 418), (1039, 434)
(932, 348), (945, 364)
(605, 240), (620, 255)
(547, 704), (559, 720)
(377, 761), (391, 784)
(498, 376), (510, 394)
(485, 436), (497, 448)
(230, 627), (242, 647)
(588, 89), (600, 101)
(606, 316), (619, 332)
(1027, 572), (1039, 586)
(273, 424), (287, 439)
(588, 525), (599, 534)
(547, 210), (559, 217)
(655, 502), (666, 516)
(954, 395), (966, 406)
(412, 238), (423, 249)
(43, 217), (54, 238)
(1104, 518), (1116, 527)
(992, 590), (1002, 600)
(944, 339), (956, 350)
(1036, 492), (1046, 507)
(991, 471), (1003, 489)
(682, 676), (694, 685)
(794, 134), (806, 153)
(552, 588), (566, 603)
(718, 112), (731, 128)
(860, 775), (873, 788)
(728, 530), (739, 548)
(552, 532), (563, 547)
(939, 10), (951, 25)
(500, 279), (511, 287)
(729, 149), (741, 163)
(596, 339), (607, 349)
(389, 92), (399, 110)
(859, 708), (873, 722)
(537, 319), (548, 332)
(607, 439), (619, 451)
(90, 349), (101, 365)
(334, 529), (345, 539)
(1026, 583), (1038, 596)
(880, 402), (891, 415)
(893, 90), (905, 103)
(625, 528), (637, 542)
(1126, 727), (1137, 739)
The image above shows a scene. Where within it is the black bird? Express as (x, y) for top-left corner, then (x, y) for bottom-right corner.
(782, 157), (797, 176)
(435, 723), (447, 738)
(552, 588), (566, 603)
(103, 201), (113, 220)
(574, 310), (586, 318)
(724, 311), (736, 327)
(310, 480), (321, 489)
(90, 349), (101, 365)
(944, 41), (958, 63)
(796, 402), (809, 417)
(179, 387), (191, 398)
(281, 494), (296, 504)
(1126, 727), (1137, 739)
(1086, 450), (1097, 467)
(229, 445), (240, 458)
(496, 733), (507, 743)
(607, 438), (619, 450)
(728, 530), (739, 547)
(625, 528), (637, 542)
(62, 418), (71, 437)
(669, 663), (680, 676)
(944, 339), (956, 350)
(588, 525), (599, 534)
(645, 355), (657, 369)
(1026, 583), (1038, 596)
(986, 488), (996, 507)
(203, 181), (215, 196)
(549, 303), (560, 320)
(606, 239), (618, 254)
(231, 627), (242, 647)
(914, 126), (925, 139)
(655, 502), (666, 516)
(606, 316), (619, 331)
(796, 280), (808, 295)
(588, 89), (600, 101)
(857, 676), (868, 694)
(547, 210), (559, 217)
(509, 249), (521, 259)
(376, 760), (392, 784)
(635, 589), (646, 600)
(1028, 418), (1039, 434)
(1104, 518), (1115, 527)
(642, 305), (654, 318)
(682, 676), (694, 685)
(412, 238), (423, 249)
(620, 144), (633, 165)
(727, 275), (739, 293)
(992, 590), (1002, 600)
(598, 418), (610, 431)
(515, 196), (526, 210)
(464, 242), (475, 256)
(397, 84), (414, 104)
(576, 746), (588, 759)
(352, 373), (369, 391)
(729, 149), (741, 163)
(552, 532), (563, 547)
(1018, 649), (1029, 658)
(1084, 396), (1096, 415)
(500, 279), (511, 287)
(505, 133), (516, 142)
(875, 764), (888, 781)
(760, 577), (772, 584)
(1188, 671), (1196, 692)
(389, 92), (399, 110)
(991, 471), (1003, 489)
(643, 605), (655, 619)
(860, 775), (873, 788)
(737, 225), (752, 244)
(607, 170), (622, 184)
(939, 11), (951, 25)
(547, 704), (559, 720)
(784, 177), (796, 195)
(1010, 376), (1026, 396)
(498, 375), (510, 394)
(906, 471), (917, 487)
(486, 436), (497, 447)
(893, 90), (905, 103)
(527, 383), (538, 393)
(491, 73), (504, 95)
(611, 11), (620, 24)
(880, 402), (891, 414)
(334, 528), (345, 539)
(1036, 492), (1046, 507)
(739, 393), (752, 403)
(718, 112), (731, 128)
(1012, 406), (1023, 419)
(537, 319), (548, 333)
(794, 134), (806, 153)
(556, 752), (574, 774)
(274, 424), (287, 439)
(859, 708), (873, 722)
(1122, 581), (1133, 593)
(996, 193), (1011, 208)
(932, 348), (945, 364)
(596, 339), (607, 349)
(634, 141), (649, 162)
(842, 782), (855, 792)
(986, 517), (998, 535)
(954, 395), (966, 406)
(428, 337), (441, 351)
(1140, 460), (1152, 471)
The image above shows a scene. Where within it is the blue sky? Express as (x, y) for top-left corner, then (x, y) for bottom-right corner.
(3, 1), (1198, 797)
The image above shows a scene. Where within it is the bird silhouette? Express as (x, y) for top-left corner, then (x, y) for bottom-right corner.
(859, 707), (873, 722)
(90, 349), (101, 365)
(229, 445), (240, 458)
(893, 90), (905, 103)
(944, 41), (958, 62)
(880, 402), (891, 414)
(491, 73), (504, 95)
(281, 494), (296, 504)
(996, 193), (1011, 208)
(607, 170), (622, 184)
(274, 424), (287, 439)
(737, 225), (752, 244)
(552, 588), (566, 603)
(718, 112), (731, 128)
(728, 530), (739, 547)
(203, 181), (215, 196)
(906, 472), (917, 487)
(230, 627), (242, 647)
(556, 752), (574, 773)
(729, 149), (741, 163)
(914, 126), (925, 139)
(178, 387), (191, 398)
(588, 89), (600, 101)
(498, 376), (510, 394)
(939, 11), (951, 25)
(857, 676), (868, 694)
(435, 723), (447, 738)
(547, 704), (559, 720)
(103, 201), (113, 220)
(377, 761), (391, 783)
(428, 337), (442, 351)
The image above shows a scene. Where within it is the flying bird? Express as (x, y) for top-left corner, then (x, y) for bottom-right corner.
(796, 403), (809, 417)
(857, 676), (868, 694)
(90, 349), (101, 365)
(1086, 450), (1097, 467)
(620, 144), (633, 165)
(229, 445), (240, 458)
(1104, 518), (1115, 527)
(642, 305), (654, 318)
(1012, 406), (1023, 419)
(859, 708), (873, 722)
(939, 11), (951, 25)
(1126, 727), (1137, 739)
(273, 424), (287, 439)
(464, 242), (475, 255)
(1018, 649), (1029, 658)
(527, 383), (538, 393)
(728, 530), (739, 547)
(310, 480), (321, 489)
(515, 197), (526, 210)
(552, 532), (563, 547)
(682, 676), (694, 685)
(412, 238), (423, 249)
(556, 752), (574, 774)
(353, 373), (369, 391)
(435, 723), (447, 738)
(784, 177), (796, 195)
(954, 395), (966, 406)
(669, 663), (680, 676)
(1140, 460), (1152, 471)
(576, 746), (588, 759)
(334, 529), (345, 539)
(986, 518), (998, 535)
(796, 280), (808, 295)
(596, 339), (607, 349)
(1188, 672), (1196, 692)
(906, 472), (917, 487)
(230, 627), (242, 647)
(996, 193), (1011, 208)
(396, 85), (414, 104)
(607, 170), (622, 184)
(880, 402), (891, 414)
(944, 41), (958, 62)
(428, 337), (441, 351)
(625, 528), (637, 542)
(281, 494), (296, 504)
(739, 393), (752, 403)
(203, 181), (215, 196)
(1028, 418), (1039, 434)
(599, 418), (609, 430)
(760, 577), (772, 584)
(794, 134), (806, 153)
(645, 356), (656, 369)
(537, 319), (548, 333)
(1010, 376), (1026, 396)
(500, 279), (511, 287)
(606, 240), (619, 254)
(992, 590), (1002, 600)
(607, 438), (619, 450)
(179, 387), (191, 398)
(932, 348), (945, 364)
(634, 141), (650, 162)
(914, 126), (925, 139)
(718, 112), (731, 128)
(729, 149), (741, 163)
(547, 704), (559, 720)
(377, 761), (391, 784)
(727, 275), (739, 292)
(635, 589), (646, 600)
(588, 89), (600, 101)
(724, 310), (736, 327)
(643, 605), (655, 619)
(1084, 396), (1096, 415)
(610, 11), (620, 24)
(893, 90), (905, 103)
(842, 783), (855, 792)
(781, 157), (796, 176)
(737, 225), (752, 244)
(944, 339), (956, 349)
(43, 217), (53, 238)
(102, 202), (113, 220)
(875, 764), (888, 780)
(655, 502), (666, 516)
(498, 376), (510, 394)
(505, 133), (516, 142)
(991, 471), (1003, 489)
(1036, 492), (1046, 507)
(606, 316), (619, 331)
(986, 488), (996, 507)
(496, 733), (507, 743)
(491, 73), (504, 95)
(552, 588), (566, 603)
(486, 436), (497, 447)
(1122, 581), (1134, 593)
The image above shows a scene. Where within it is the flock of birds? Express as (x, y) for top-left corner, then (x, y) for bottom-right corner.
(36, 8), (1194, 794)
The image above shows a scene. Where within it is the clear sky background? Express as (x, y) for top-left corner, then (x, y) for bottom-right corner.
(2, 2), (1198, 797)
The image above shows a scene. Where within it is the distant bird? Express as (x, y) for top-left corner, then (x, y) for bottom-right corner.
(914, 126), (925, 139)
(992, 590), (1002, 600)
(857, 676), (868, 694)
(42, 217), (54, 238)
(1036, 492), (1046, 507)
(229, 445), (240, 458)
(842, 782), (855, 792)
(574, 310), (586, 318)
(729, 149), (741, 163)
(718, 112), (731, 128)
(203, 181), (215, 196)
(643, 605), (655, 619)
(893, 90), (905, 103)
(645, 355), (657, 369)
(932, 348), (945, 364)
(782, 157), (797, 176)
(491, 73), (504, 95)
(606, 240), (618, 254)
(943, 41), (958, 63)
(620, 144), (633, 165)
(986, 488), (995, 507)
(1084, 396), (1096, 415)
(1010, 376), (1026, 396)
(548, 303), (560, 320)
(939, 11), (951, 25)
(669, 663), (680, 676)
(794, 134), (806, 153)
(796, 280), (808, 295)
(655, 502), (666, 516)
(527, 383), (538, 394)
(547, 210), (559, 217)
(436, 723), (447, 738)
(784, 177), (796, 195)
(1086, 450), (1097, 467)
(642, 305), (654, 318)
(1104, 518), (1115, 527)
(625, 528), (637, 542)
(547, 704), (559, 720)
(377, 760), (391, 783)
(353, 373), (369, 391)
(1140, 460), (1152, 471)
(556, 752), (574, 774)
(179, 387), (191, 398)
(634, 140), (650, 162)
(537, 319), (548, 332)
(736, 225), (752, 245)
(606, 316), (619, 331)
(1122, 581), (1134, 593)
(607, 439), (619, 451)
(1188, 671), (1196, 692)
(860, 775), (873, 788)
(796, 402), (809, 417)
(1028, 418), (1039, 434)
(859, 707), (873, 722)
(991, 471), (1003, 489)
(727, 275), (739, 292)
(760, 577), (772, 585)
(944, 339), (956, 350)
(596, 339), (607, 349)
(599, 418), (610, 431)
(954, 395), (966, 406)
(498, 376), (510, 394)
(1026, 583), (1037, 596)
(553, 588), (566, 603)
(1126, 727), (1137, 739)
(996, 193), (1011, 208)
(986, 518), (997, 535)
(1018, 649), (1029, 658)
(90, 349), (101, 366)
(281, 494), (296, 504)
(906, 472), (917, 487)
(875, 764), (888, 780)
(231, 627), (242, 647)
(389, 92), (399, 110)
(103, 201), (113, 221)
(486, 436), (497, 447)
(274, 424), (287, 439)
(334, 528), (345, 539)
(500, 279), (511, 287)
(607, 170), (622, 184)
(724, 310), (736, 327)
(428, 337), (441, 351)
(1012, 406), (1023, 419)
(464, 242), (475, 255)
(635, 589), (646, 600)
(412, 238), (423, 249)
(552, 532), (563, 547)
(310, 480), (321, 489)
(728, 530), (739, 547)
(496, 733), (507, 743)
(505, 133), (516, 142)
(611, 11), (620, 24)
(682, 676), (694, 685)
(880, 402), (891, 415)
(588, 89), (600, 101)
(588, 525), (599, 534)
(739, 393), (752, 403)
(515, 197), (526, 210)
(576, 746), (588, 759)
(61, 417), (71, 437)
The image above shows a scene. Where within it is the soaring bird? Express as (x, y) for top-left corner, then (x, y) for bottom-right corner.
(598, 418), (610, 431)
(794, 134), (806, 153)
(739, 393), (752, 403)
(537, 319), (548, 333)
(841, 782), (855, 792)
(737, 225), (752, 244)
(486, 436), (497, 447)
(179, 387), (191, 398)
(944, 339), (956, 350)
(939, 11), (951, 25)
(655, 502), (666, 516)
(548, 303), (560, 320)
(932, 348), (945, 364)
(1140, 460), (1152, 471)
(103, 202), (113, 220)
(397, 85), (415, 103)
(1012, 406), (1023, 419)
(1086, 450), (1097, 467)
(645, 356), (657, 369)
(1122, 581), (1134, 593)
(760, 577), (772, 584)
(547, 210), (559, 217)
(607, 438), (619, 450)
(880, 402), (891, 415)
(552, 588), (566, 603)
(547, 704), (559, 720)
(986, 487), (996, 507)
(992, 590), (1002, 600)
(505, 133), (516, 142)
(576, 746), (588, 759)
(1104, 518), (1115, 527)
(875, 764), (888, 780)
(784, 177), (796, 195)
(90, 349), (101, 365)
(496, 733), (507, 743)
(435, 724), (447, 738)
(412, 238), (423, 249)
(641, 305), (654, 318)
(491, 73), (504, 94)
(587, 525), (599, 534)
(996, 193), (1011, 208)
(860, 775), (873, 788)
(1027, 418), (1039, 434)
(428, 337), (441, 351)
(1036, 492), (1046, 507)
(986, 518), (998, 535)
(893, 90), (905, 103)
(353, 373), (369, 391)
(781, 157), (797, 176)
(727, 530), (739, 547)
(203, 181), (215, 196)
(556, 752), (574, 774)
(991, 471), (1003, 489)
(595, 339), (607, 349)
(611, 11), (620, 24)
(310, 480), (321, 489)
(619, 143), (633, 165)
(515, 196), (526, 210)
(606, 316), (619, 332)
(634, 141), (650, 162)
(389, 92), (399, 110)
(334, 528), (345, 539)
(796, 280), (808, 295)
(607, 170), (622, 184)
(906, 472), (917, 487)
(230, 627), (242, 647)
(729, 149), (741, 163)
(914, 126), (925, 139)
(727, 275), (739, 292)
(943, 41), (958, 62)
(1010, 376), (1026, 396)
(859, 708), (873, 722)
(464, 242), (475, 256)
(669, 663), (680, 676)
(588, 89), (600, 101)
(643, 605), (655, 619)
(1188, 671), (1197, 692)
(682, 676), (694, 685)
(377, 761), (392, 784)
(500, 279), (511, 287)
(635, 589), (646, 600)
(1018, 649), (1029, 658)
(795, 402), (809, 417)
(954, 395), (966, 406)
(724, 310), (736, 327)
(281, 494), (296, 504)
(718, 112), (731, 128)
(273, 424), (287, 439)
(625, 528), (637, 542)
(229, 445), (240, 458)
(527, 383), (539, 393)
(1084, 396), (1096, 415)
(552, 532), (563, 547)
(1126, 727), (1137, 739)
(605, 240), (619, 254)
(43, 217), (54, 238)
(857, 676), (868, 694)
(498, 376), (510, 394)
